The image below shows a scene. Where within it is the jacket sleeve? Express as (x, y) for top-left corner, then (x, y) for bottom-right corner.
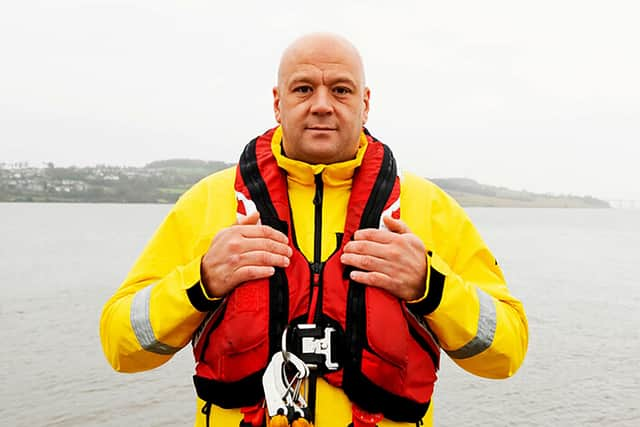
(99, 168), (237, 373)
(402, 173), (528, 379)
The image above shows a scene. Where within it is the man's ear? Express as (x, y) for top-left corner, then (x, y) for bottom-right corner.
(362, 87), (371, 124)
(273, 87), (281, 123)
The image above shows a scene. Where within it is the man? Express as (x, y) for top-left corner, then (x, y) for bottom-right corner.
(100, 33), (528, 427)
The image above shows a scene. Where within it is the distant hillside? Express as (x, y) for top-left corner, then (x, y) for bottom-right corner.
(432, 178), (609, 208)
(0, 160), (609, 207)
(0, 160), (234, 203)
(144, 159), (231, 172)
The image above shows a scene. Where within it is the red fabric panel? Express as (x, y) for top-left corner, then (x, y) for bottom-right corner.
(403, 335), (436, 402)
(286, 251), (312, 321)
(324, 369), (343, 387)
(365, 287), (408, 369)
(343, 138), (383, 238)
(237, 200), (247, 216)
(218, 335), (269, 383)
(360, 348), (404, 396)
(320, 253), (349, 329)
(255, 129), (291, 223)
(200, 281), (270, 382)
(383, 179), (401, 212)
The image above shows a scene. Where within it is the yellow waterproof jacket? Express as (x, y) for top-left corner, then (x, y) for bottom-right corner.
(100, 127), (528, 426)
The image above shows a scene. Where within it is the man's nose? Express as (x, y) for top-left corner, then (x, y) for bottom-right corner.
(310, 87), (333, 115)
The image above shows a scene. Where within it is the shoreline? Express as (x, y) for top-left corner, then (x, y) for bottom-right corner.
(1, 161), (610, 208)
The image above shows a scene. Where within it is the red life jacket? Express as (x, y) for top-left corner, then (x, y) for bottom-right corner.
(192, 127), (439, 423)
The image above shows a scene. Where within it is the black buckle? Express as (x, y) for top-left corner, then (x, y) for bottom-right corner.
(288, 324), (340, 371)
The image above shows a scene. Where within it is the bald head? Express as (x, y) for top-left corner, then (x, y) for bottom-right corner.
(277, 33), (366, 90)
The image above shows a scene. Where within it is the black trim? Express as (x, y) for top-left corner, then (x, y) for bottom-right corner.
(359, 144), (397, 229)
(312, 173), (323, 265)
(407, 265), (445, 316)
(239, 138), (280, 224)
(345, 280), (366, 367)
(362, 127), (378, 141)
(269, 267), (289, 357)
(187, 279), (223, 312)
(307, 371), (318, 422)
(193, 369), (265, 409)
(311, 173), (325, 323)
(343, 365), (431, 422)
(201, 401), (212, 427)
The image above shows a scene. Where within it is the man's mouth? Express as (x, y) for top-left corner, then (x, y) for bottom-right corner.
(306, 126), (337, 131)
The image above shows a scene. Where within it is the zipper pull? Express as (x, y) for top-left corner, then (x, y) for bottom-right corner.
(310, 262), (322, 288)
(313, 174), (323, 206)
(311, 262), (322, 275)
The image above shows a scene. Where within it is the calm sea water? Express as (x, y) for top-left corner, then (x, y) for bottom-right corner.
(0, 204), (638, 426)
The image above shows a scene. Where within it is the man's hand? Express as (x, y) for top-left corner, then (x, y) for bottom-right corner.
(340, 215), (427, 301)
(201, 211), (292, 298)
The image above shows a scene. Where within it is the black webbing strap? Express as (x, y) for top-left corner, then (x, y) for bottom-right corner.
(343, 144), (431, 422)
(238, 136), (289, 358)
(345, 143), (397, 366)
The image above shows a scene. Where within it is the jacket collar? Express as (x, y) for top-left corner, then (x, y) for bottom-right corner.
(270, 126), (368, 187)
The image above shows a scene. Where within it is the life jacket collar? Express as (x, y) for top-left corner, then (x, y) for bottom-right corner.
(271, 126), (369, 187)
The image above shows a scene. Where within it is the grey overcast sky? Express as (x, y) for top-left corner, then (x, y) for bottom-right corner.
(1, 1), (639, 200)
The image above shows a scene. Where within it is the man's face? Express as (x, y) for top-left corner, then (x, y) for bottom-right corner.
(273, 39), (370, 164)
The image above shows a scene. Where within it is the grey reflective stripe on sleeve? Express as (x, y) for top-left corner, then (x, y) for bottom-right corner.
(130, 286), (181, 355)
(446, 288), (496, 359)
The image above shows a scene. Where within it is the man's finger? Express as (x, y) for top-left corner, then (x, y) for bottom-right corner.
(235, 250), (291, 269)
(232, 265), (276, 283)
(343, 239), (394, 260)
(243, 238), (292, 257)
(340, 252), (395, 277)
(349, 269), (393, 289)
(353, 227), (394, 243)
(234, 224), (289, 244)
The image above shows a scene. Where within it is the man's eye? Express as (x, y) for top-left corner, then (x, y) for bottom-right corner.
(294, 86), (312, 94)
(334, 86), (352, 95)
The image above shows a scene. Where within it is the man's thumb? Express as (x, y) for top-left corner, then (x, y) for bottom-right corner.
(383, 215), (409, 233)
(237, 210), (261, 225)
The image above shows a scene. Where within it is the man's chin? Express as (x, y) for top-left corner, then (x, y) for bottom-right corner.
(297, 144), (339, 164)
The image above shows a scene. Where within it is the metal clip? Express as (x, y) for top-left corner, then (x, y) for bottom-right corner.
(262, 348), (310, 419)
